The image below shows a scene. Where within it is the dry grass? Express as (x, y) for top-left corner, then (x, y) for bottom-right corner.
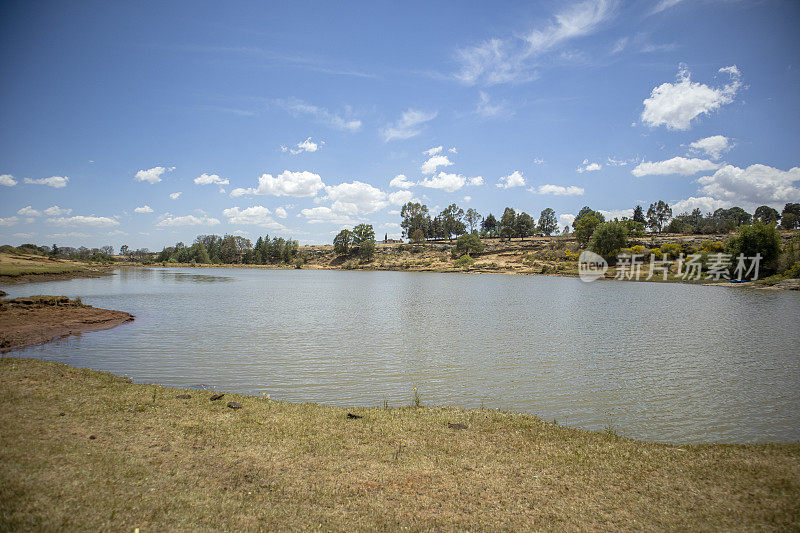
(0, 253), (89, 277)
(1, 357), (798, 531)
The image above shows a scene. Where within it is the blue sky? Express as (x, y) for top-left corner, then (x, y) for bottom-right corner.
(1, 0), (799, 249)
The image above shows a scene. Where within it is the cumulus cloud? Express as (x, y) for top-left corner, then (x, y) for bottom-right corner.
(323, 181), (393, 214)
(134, 166), (173, 184)
(454, 0), (615, 86)
(388, 190), (415, 205)
(0, 216), (19, 226)
(389, 174), (415, 189)
(696, 164), (800, 207)
(531, 184), (585, 196)
(689, 135), (732, 160)
(47, 215), (120, 227)
(156, 214), (220, 227)
(194, 173), (229, 186)
(382, 109), (437, 141)
(497, 170), (525, 189)
(43, 206), (72, 216)
(169, 192), (182, 200)
(641, 65), (742, 130)
(17, 206), (41, 216)
(558, 214), (575, 229)
(286, 137), (322, 154)
(421, 155), (453, 175)
(599, 208), (634, 220)
(222, 206), (287, 229)
(467, 176), (484, 186)
(670, 196), (730, 214)
(275, 206), (288, 218)
(300, 206), (358, 225)
(134, 205), (154, 214)
(420, 172), (467, 192)
(230, 170), (325, 198)
(632, 157), (720, 177)
(576, 159), (601, 173)
(24, 176), (69, 188)
(0, 174), (17, 186)
(423, 146), (443, 156)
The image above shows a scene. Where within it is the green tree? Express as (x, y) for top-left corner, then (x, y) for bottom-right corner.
(574, 215), (601, 247)
(400, 202), (430, 240)
(453, 233), (484, 257)
(411, 228), (425, 244)
(588, 221), (629, 261)
(646, 201), (672, 233)
(333, 229), (353, 255)
(515, 212), (535, 240)
(465, 208), (482, 233)
(500, 207), (517, 241)
(481, 213), (498, 237)
(725, 221), (782, 275)
(352, 224), (376, 261)
(754, 205), (780, 225)
(781, 203), (800, 229)
(440, 204), (466, 241)
(573, 206), (605, 228)
(632, 205), (645, 224)
(537, 208), (558, 236)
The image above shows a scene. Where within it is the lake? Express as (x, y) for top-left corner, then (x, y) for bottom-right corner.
(5, 267), (800, 444)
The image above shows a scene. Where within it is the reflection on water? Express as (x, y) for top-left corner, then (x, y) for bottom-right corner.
(5, 267), (800, 444)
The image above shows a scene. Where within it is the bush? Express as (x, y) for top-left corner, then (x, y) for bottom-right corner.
(660, 243), (682, 259)
(777, 235), (800, 275)
(452, 233), (484, 258)
(453, 254), (475, 268)
(725, 222), (782, 274)
(700, 240), (725, 253)
(574, 215), (601, 247)
(588, 221), (629, 262)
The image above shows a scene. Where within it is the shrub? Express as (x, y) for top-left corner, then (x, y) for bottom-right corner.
(660, 243), (682, 259)
(777, 235), (800, 275)
(588, 221), (629, 262)
(574, 215), (601, 247)
(700, 240), (725, 253)
(725, 222), (782, 274)
(453, 254), (475, 268)
(452, 233), (484, 258)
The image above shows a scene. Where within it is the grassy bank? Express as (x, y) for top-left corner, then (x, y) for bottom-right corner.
(0, 252), (111, 283)
(1, 358), (798, 530)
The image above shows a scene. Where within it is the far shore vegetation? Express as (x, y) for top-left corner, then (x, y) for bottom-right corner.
(2, 201), (799, 287)
(1, 357), (798, 530)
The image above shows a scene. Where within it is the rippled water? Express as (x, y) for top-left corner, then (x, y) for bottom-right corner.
(5, 267), (800, 443)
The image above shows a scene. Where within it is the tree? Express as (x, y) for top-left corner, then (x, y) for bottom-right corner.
(726, 221), (782, 275)
(333, 229), (353, 255)
(453, 233), (484, 256)
(573, 206), (605, 228)
(190, 242), (210, 263)
(754, 206), (780, 225)
(574, 215), (601, 247)
(440, 204), (466, 241)
(465, 208), (482, 233)
(632, 205), (645, 224)
(400, 202), (430, 240)
(537, 208), (558, 236)
(588, 221), (629, 261)
(515, 212), (535, 240)
(500, 207), (516, 240)
(481, 213), (498, 237)
(646, 201), (672, 233)
(119, 244), (129, 257)
(411, 228), (425, 244)
(781, 203), (800, 229)
(352, 224), (376, 261)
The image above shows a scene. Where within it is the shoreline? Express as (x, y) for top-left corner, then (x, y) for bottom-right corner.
(1, 356), (797, 530)
(0, 296), (134, 353)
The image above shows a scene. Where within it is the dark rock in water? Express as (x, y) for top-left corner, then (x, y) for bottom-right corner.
(346, 413), (363, 419)
(448, 423), (468, 430)
(227, 402), (242, 410)
(175, 394), (191, 399)
(210, 394), (224, 401)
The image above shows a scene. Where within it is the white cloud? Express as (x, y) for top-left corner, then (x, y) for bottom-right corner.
(599, 208), (634, 220)
(420, 172), (467, 192)
(287, 137), (322, 154)
(454, 0), (615, 86)
(497, 170), (525, 189)
(670, 196), (730, 214)
(533, 158), (544, 164)
(156, 214), (220, 227)
(651, 0), (684, 14)
(48, 232), (90, 238)
(558, 214), (575, 228)
(0, 216), (19, 226)
(382, 109), (437, 141)
(423, 146), (443, 156)
(222, 206), (287, 230)
(531, 184), (585, 196)
(169, 192), (182, 200)
(134, 166), (173, 184)
(134, 205), (154, 214)
(277, 99), (362, 132)
(632, 156), (720, 177)
(388, 190), (415, 205)
(421, 155), (453, 175)
(641, 65), (742, 130)
(300, 206), (358, 225)
(467, 176), (484, 186)
(464, 196), (472, 202)
(43, 206), (72, 216)
(194, 173), (229, 186)
(449, 147), (457, 154)
(47, 215), (120, 227)
(13, 232), (34, 238)
(577, 159), (601, 173)
(0, 174), (17, 186)
(689, 135), (732, 160)
(389, 174), (415, 189)
(24, 176), (69, 188)
(275, 206), (288, 218)
(475, 91), (510, 118)
(17, 206), (41, 216)
(231, 170), (325, 198)
(696, 164), (800, 208)
(323, 180), (391, 214)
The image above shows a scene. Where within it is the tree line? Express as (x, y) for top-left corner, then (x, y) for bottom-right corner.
(155, 234), (300, 265)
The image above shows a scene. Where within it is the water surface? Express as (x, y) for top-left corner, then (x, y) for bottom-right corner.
(6, 267), (800, 443)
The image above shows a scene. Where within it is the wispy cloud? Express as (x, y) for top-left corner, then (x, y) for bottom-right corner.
(381, 109), (437, 141)
(275, 99), (362, 132)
